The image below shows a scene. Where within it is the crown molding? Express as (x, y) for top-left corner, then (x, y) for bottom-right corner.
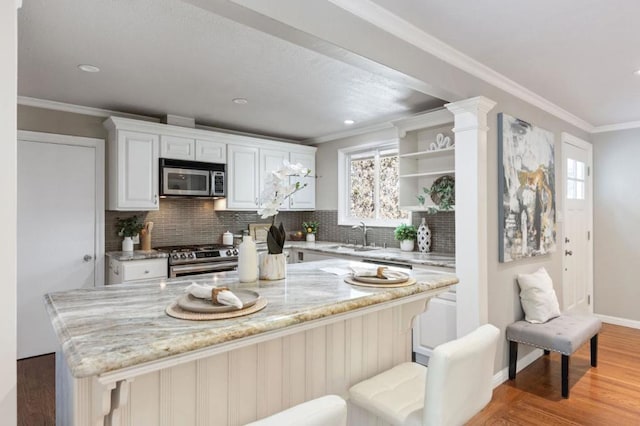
(303, 121), (396, 145)
(592, 120), (640, 134)
(328, 0), (594, 133)
(17, 96), (161, 122)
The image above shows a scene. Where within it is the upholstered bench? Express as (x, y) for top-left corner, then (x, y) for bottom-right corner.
(506, 315), (602, 398)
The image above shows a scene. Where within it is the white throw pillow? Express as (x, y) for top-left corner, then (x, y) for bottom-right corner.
(517, 267), (561, 324)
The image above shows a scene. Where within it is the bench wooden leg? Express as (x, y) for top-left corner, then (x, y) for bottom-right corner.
(544, 350), (550, 355)
(591, 334), (598, 367)
(562, 355), (569, 398)
(509, 341), (518, 380)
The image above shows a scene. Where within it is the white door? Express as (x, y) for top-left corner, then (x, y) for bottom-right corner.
(562, 133), (593, 315)
(289, 151), (315, 210)
(227, 144), (260, 209)
(17, 132), (104, 359)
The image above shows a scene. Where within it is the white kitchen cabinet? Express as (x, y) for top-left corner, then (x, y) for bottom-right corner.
(105, 123), (160, 211)
(289, 151), (315, 210)
(260, 148), (290, 211)
(160, 135), (194, 160)
(195, 139), (226, 163)
(227, 144), (260, 209)
(161, 136), (226, 163)
(107, 257), (168, 285)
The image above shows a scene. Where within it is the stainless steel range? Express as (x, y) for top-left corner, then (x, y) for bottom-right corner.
(155, 244), (239, 278)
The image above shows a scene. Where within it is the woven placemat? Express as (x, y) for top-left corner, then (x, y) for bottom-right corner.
(166, 298), (268, 320)
(344, 276), (417, 288)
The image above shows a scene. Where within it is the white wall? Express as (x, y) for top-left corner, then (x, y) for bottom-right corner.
(0, 0), (18, 423)
(592, 128), (640, 322)
(238, 1), (593, 372)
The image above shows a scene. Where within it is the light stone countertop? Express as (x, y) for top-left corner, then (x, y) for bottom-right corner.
(45, 259), (458, 378)
(106, 250), (169, 261)
(284, 241), (456, 269)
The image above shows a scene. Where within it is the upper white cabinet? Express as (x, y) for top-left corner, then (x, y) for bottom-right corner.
(105, 119), (159, 211)
(104, 116), (315, 212)
(289, 151), (315, 210)
(227, 144), (260, 209)
(195, 139), (226, 163)
(160, 135), (227, 163)
(160, 135), (194, 160)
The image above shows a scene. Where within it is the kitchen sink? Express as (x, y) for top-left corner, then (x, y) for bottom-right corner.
(326, 245), (380, 252)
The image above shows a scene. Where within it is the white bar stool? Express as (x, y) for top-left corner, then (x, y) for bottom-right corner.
(349, 324), (499, 426)
(245, 395), (347, 426)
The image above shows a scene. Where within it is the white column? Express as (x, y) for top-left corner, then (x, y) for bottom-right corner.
(0, 0), (19, 423)
(445, 96), (496, 337)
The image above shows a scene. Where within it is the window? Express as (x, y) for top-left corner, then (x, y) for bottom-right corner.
(567, 158), (586, 200)
(338, 142), (410, 226)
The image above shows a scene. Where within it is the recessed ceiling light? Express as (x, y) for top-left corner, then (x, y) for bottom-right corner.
(77, 64), (100, 73)
(634, 69), (640, 76)
(344, 119), (355, 125)
(232, 98), (248, 105)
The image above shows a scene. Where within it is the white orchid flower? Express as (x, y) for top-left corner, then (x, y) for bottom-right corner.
(257, 160), (312, 222)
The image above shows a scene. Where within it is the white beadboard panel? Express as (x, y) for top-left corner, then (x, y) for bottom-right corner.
(377, 308), (395, 372)
(325, 321), (347, 396)
(205, 353), (229, 425)
(129, 372), (159, 426)
(305, 327), (327, 400)
(283, 332), (306, 408)
(107, 302), (426, 425)
(229, 345), (258, 426)
(256, 339), (284, 419)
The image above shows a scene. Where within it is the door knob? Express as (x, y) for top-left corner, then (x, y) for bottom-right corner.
(83, 254), (93, 262)
(565, 250), (573, 256)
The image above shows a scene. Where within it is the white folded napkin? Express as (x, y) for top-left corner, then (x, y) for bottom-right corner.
(350, 266), (408, 280)
(185, 283), (243, 309)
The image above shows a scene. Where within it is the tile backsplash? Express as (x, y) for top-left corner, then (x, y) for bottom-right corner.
(106, 201), (455, 254)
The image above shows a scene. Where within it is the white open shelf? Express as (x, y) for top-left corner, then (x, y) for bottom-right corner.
(400, 169), (455, 178)
(399, 147), (455, 160)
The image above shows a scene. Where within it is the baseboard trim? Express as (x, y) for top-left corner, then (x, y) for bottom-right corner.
(492, 348), (543, 389)
(596, 314), (640, 330)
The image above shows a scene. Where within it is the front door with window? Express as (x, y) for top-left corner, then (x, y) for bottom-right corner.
(562, 134), (593, 315)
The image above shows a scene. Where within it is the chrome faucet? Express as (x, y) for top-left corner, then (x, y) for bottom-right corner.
(352, 221), (369, 247)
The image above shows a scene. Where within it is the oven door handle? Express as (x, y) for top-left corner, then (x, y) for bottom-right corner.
(171, 262), (238, 273)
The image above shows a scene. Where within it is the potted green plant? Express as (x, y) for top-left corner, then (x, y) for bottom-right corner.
(302, 221), (319, 242)
(116, 215), (145, 252)
(394, 223), (417, 252)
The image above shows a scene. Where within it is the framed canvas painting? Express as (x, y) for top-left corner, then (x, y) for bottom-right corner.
(498, 113), (556, 262)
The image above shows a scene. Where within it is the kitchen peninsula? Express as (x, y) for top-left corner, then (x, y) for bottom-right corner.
(47, 259), (457, 426)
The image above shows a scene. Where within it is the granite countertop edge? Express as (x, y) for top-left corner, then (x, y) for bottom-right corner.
(106, 250), (169, 261)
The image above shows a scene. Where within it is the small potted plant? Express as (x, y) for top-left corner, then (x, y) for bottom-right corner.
(116, 215), (145, 252)
(302, 221), (319, 242)
(416, 175), (455, 214)
(394, 223), (417, 252)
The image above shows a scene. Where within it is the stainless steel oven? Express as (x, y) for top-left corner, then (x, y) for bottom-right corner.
(155, 245), (238, 278)
(159, 158), (225, 198)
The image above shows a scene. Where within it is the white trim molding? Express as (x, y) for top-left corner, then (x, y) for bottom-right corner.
(492, 348), (543, 389)
(18, 96), (161, 122)
(596, 314), (640, 330)
(592, 120), (640, 134)
(327, 0), (594, 133)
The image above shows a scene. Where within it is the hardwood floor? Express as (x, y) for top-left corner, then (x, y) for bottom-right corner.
(16, 324), (640, 425)
(470, 323), (640, 425)
(17, 353), (55, 426)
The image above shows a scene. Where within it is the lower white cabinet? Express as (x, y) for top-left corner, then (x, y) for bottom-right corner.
(108, 258), (168, 285)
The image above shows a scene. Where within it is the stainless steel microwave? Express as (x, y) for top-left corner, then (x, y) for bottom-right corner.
(159, 158), (225, 198)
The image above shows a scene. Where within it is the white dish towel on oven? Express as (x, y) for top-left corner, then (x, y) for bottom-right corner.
(185, 283), (243, 309)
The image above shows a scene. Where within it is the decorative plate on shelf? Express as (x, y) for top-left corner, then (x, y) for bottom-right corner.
(430, 175), (455, 207)
(176, 290), (261, 313)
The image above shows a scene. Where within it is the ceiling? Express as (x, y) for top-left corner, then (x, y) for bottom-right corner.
(17, 0), (445, 141)
(370, 0), (640, 127)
